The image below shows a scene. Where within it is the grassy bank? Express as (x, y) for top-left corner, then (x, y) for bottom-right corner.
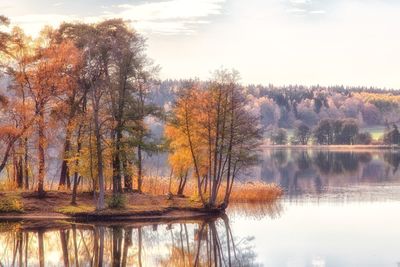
(0, 181), (282, 220)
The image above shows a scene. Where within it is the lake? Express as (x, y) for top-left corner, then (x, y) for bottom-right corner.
(1, 148), (400, 266)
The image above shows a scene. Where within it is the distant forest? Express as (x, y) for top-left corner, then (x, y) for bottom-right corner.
(152, 80), (400, 131)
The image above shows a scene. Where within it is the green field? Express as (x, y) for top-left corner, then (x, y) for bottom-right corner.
(362, 126), (386, 141)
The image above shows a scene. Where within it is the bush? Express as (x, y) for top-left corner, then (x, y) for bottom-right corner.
(270, 128), (288, 145)
(355, 132), (372, 144)
(293, 123), (311, 145)
(313, 118), (359, 145)
(0, 196), (24, 213)
(383, 124), (400, 145)
(106, 194), (126, 209)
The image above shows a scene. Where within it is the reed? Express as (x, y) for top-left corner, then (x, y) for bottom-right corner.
(229, 182), (283, 203)
(142, 176), (282, 203)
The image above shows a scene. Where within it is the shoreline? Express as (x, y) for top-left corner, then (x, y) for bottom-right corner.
(0, 208), (225, 224)
(0, 191), (235, 223)
(262, 144), (400, 150)
(0, 212), (227, 233)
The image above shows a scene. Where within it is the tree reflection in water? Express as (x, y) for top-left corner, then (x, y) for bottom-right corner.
(0, 214), (262, 267)
(259, 149), (400, 198)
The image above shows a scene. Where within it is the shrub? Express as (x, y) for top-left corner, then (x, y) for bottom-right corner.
(106, 194), (126, 209)
(383, 124), (400, 145)
(313, 118), (359, 145)
(270, 128), (288, 145)
(0, 196), (24, 213)
(293, 123), (311, 145)
(355, 132), (372, 144)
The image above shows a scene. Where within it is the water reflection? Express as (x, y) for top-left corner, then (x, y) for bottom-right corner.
(255, 149), (400, 198)
(229, 202), (283, 220)
(0, 215), (261, 267)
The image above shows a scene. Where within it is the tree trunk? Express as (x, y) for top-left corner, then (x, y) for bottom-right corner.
(37, 109), (46, 197)
(16, 155), (23, 189)
(0, 142), (14, 176)
(121, 228), (132, 267)
(112, 227), (122, 267)
(93, 227), (99, 267)
(123, 157), (132, 192)
(112, 130), (123, 195)
(0, 117), (35, 176)
(60, 230), (70, 267)
(137, 144), (143, 193)
(183, 100), (206, 206)
(23, 137), (29, 190)
(93, 96), (105, 210)
(177, 171), (188, 196)
(18, 231), (23, 267)
(72, 225), (79, 267)
(59, 138), (71, 190)
(138, 227), (143, 267)
(98, 227), (105, 267)
(71, 127), (82, 205)
(71, 176), (80, 206)
(38, 230), (44, 267)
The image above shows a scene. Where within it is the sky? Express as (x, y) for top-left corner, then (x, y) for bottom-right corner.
(1, 0), (400, 88)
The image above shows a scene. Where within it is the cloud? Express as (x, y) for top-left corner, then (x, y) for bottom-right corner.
(114, 0), (225, 34)
(309, 10), (326, 14)
(289, 0), (312, 4)
(286, 8), (307, 14)
(11, 14), (79, 36)
(8, 0), (226, 36)
(52, 2), (64, 7)
(117, 0), (224, 20)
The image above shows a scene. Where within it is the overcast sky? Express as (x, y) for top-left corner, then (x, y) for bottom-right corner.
(1, 0), (400, 88)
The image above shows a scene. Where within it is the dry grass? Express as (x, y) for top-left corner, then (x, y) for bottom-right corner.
(0, 175), (282, 217)
(230, 182), (283, 203)
(142, 176), (282, 203)
(0, 180), (20, 191)
(0, 194), (24, 213)
(56, 204), (94, 215)
(142, 176), (174, 196)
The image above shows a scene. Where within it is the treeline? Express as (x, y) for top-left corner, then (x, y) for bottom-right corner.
(270, 119), (400, 145)
(150, 80), (400, 131)
(0, 17), (260, 210)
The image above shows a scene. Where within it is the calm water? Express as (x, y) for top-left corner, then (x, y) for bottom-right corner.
(2, 148), (400, 266)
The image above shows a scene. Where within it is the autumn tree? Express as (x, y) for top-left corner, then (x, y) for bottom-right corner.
(313, 119), (333, 145)
(0, 20), (35, 186)
(0, 15), (10, 55)
(293, 123), (311, 145)
(55, 19), (160, 207)
(98, 20), (159, 195)
(167, 70), (262, 209)
(20, 35), (81, 197)
(55, 22), (109, 208)
(126, 70), (161, 193)
(313, 119), (359, 145)
(383, 124), (400, 145)
(270, 128), (288, 145)
(165, 123), (192, 196)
